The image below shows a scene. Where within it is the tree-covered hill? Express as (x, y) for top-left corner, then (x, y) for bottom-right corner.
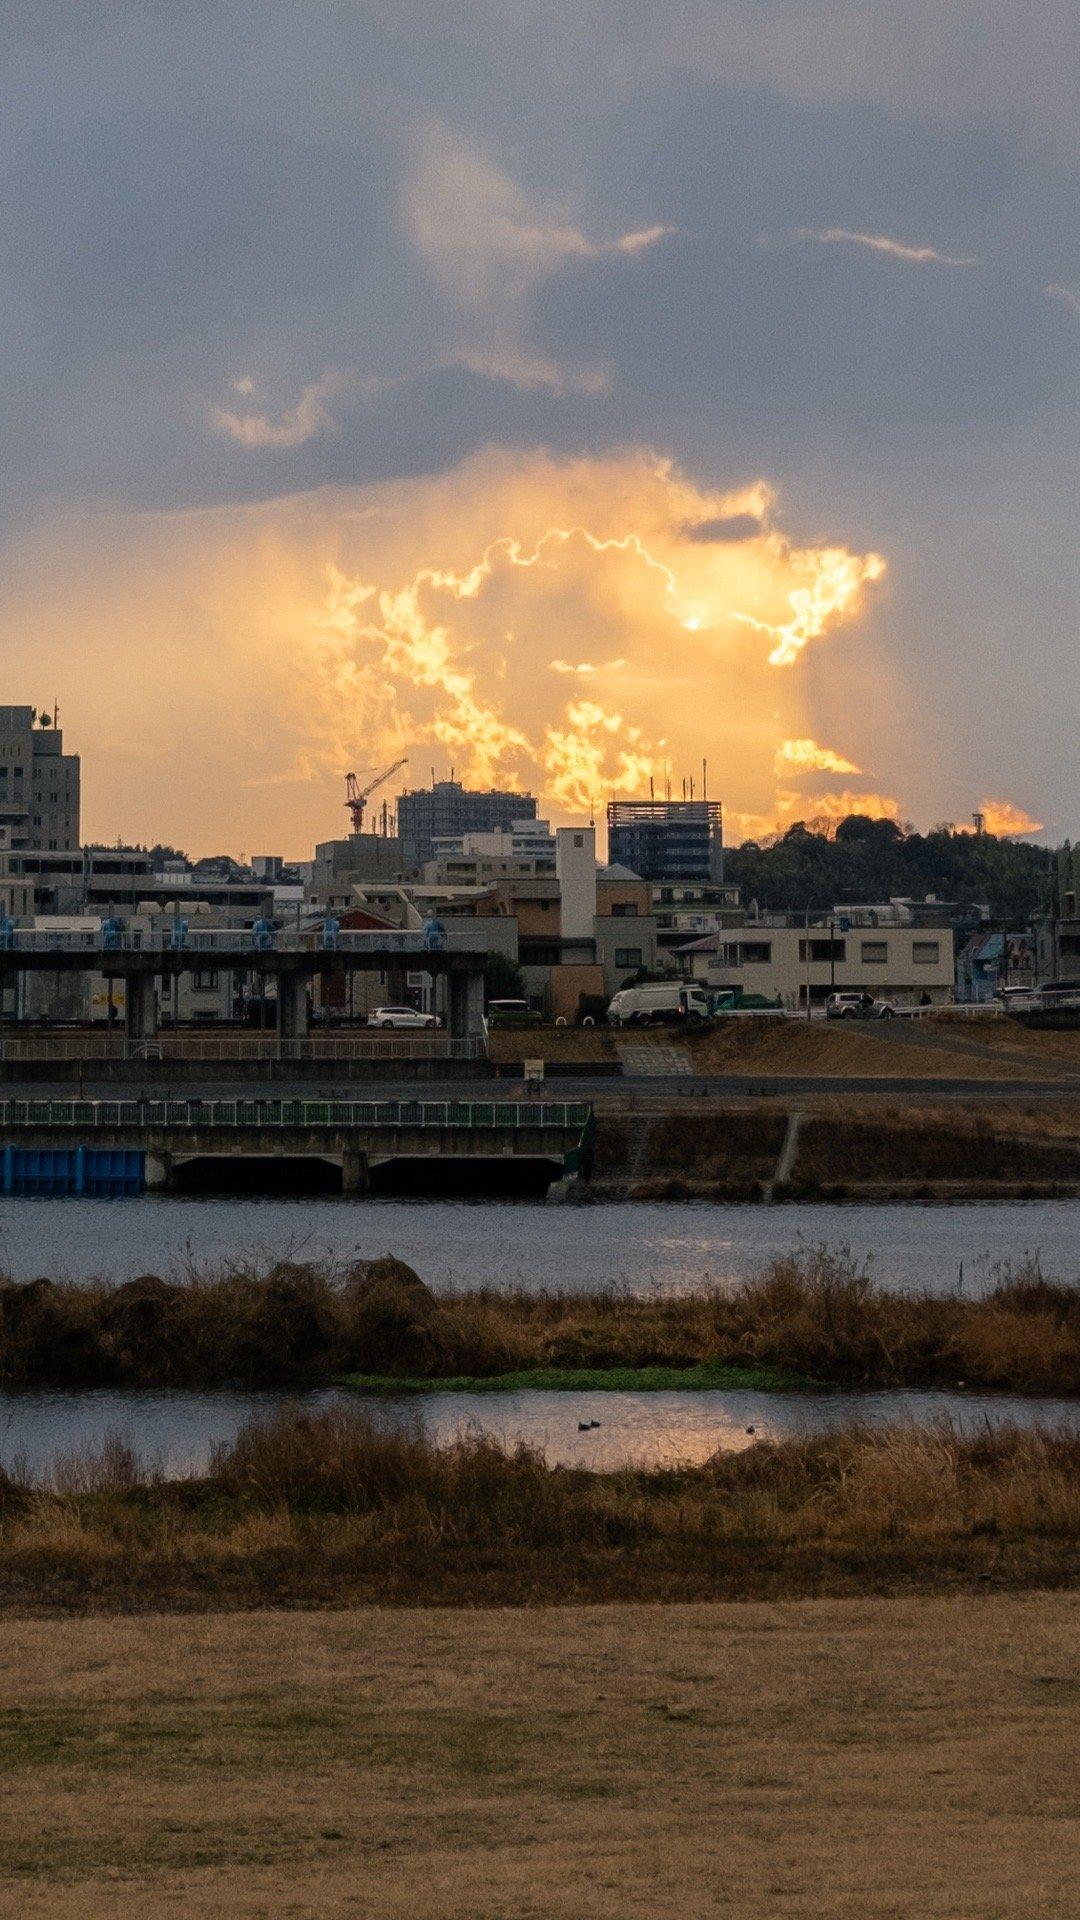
(725, 816), (1055, 925)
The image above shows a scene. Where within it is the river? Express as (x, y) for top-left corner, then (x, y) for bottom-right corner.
(2, 1381), (1077, 1479)
(1, 1193), (1078, 1294)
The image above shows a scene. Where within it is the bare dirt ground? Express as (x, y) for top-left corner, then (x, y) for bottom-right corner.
(1, 1594), (1076, 1919)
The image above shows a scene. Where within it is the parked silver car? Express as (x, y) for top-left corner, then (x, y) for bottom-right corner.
(367, 1005), (439, 1030)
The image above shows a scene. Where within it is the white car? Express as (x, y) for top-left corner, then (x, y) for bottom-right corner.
(368, 1005), (439, 1030)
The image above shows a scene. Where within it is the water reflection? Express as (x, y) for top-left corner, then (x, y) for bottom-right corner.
(2, 1383), (1076, 1481)
(1, 1193), (1080, 1296)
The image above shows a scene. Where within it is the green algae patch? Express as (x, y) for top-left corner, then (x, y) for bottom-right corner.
(336, 1363), (812, 1395)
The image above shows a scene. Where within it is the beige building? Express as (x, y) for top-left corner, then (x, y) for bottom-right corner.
(0, 707), (80, 851)
(680, 915), (955, 1008)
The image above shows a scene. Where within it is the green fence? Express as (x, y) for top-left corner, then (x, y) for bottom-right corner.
(0, 1098), (593, 1132)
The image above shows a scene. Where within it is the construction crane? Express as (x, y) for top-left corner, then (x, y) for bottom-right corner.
(345, 755), (409, 835)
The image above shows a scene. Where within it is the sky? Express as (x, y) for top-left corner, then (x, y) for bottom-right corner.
(1, 1), (1077, 857)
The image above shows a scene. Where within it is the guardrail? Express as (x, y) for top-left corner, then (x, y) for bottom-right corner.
(0, 1097), (593, 1130)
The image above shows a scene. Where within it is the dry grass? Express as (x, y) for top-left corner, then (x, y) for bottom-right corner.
(0, 1405), (1077, 1613)
(2, 1249), (1080, 1391)
(1, 1592), (1076, 1918)
(491, 1016), (1080, 1079)
(593, 1110), (786, 1190)
(794, 1111), (1080, 1186)
(591, 1099), (1080, 1195)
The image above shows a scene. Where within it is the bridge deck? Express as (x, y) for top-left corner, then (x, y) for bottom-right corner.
(0, 1096), (591, 1130)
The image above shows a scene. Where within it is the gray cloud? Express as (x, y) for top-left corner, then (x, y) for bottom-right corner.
(781, 227), (976, 267)
(2, 1), (1080, 831)
(683, 514), (764, 543)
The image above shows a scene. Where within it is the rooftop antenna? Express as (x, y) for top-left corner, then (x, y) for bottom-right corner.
(702, 757), (707, 799)
(649, 775), (654, 799)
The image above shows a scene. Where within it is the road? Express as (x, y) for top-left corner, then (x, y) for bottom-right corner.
(5, 1072), (1080, 1104)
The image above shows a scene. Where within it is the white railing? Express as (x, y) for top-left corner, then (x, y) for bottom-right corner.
(0, 1031), (487, 1063)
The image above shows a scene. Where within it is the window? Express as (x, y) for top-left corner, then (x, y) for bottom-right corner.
(861, 940), (888, 964)
(614, 947), (643, 969)
(740, 942), (772, 964)
(799, 938), (846, 963)
(192, 967), (219, 991)
(611, 902), (638, 917)
(913, 942), (940, 965)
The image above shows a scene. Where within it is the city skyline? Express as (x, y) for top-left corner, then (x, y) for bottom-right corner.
(2, 6), (1075, 855)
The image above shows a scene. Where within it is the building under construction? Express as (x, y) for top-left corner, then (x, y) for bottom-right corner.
(607, 797), (724, 884)
(397, 781), (538, 872)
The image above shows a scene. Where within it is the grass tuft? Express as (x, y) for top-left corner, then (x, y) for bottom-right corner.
(0, 1248), (1078, 1394)
(0, 1404), (1076, 1610)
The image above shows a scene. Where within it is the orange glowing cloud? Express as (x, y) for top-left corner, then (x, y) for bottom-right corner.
(728, 787), (901, 843)
(971, 800), (1045, 838)
(294, 451), (887, 824)
(0, 447), (894, 852)
(775, 738), (861, 775)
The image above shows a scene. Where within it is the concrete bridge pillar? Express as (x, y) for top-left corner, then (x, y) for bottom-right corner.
(340, 1147), (368, 1194)
(124, 973), (158, 1045)
(447, 968), (486, 1041)
(278, 972), (310, 1042)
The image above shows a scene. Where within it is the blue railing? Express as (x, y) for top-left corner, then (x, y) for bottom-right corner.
(0, 928), (479, 956)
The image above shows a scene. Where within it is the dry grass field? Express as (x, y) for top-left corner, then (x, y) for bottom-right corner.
(0, 1593), (1076, 1919)
(490, 1014), (1080, 1080)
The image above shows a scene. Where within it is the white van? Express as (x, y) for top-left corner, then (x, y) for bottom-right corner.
(607, 982), (710, 1027)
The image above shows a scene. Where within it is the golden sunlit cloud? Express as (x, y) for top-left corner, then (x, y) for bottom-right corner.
(728, 787), (901, 842)
(973, 800), (1045, 837)
(775, 737), (861, 775)
(734, 548), (886, 666)
(295, 452), (886, 821)
(0, 447), (896, 852)
(549, 657), (627, 676)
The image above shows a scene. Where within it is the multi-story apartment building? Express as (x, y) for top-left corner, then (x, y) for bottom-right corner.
(0, 706), (80, 850)
(397, 781), (538, 871)
(607, 798), (723, 883)
(679, 908), (955, 1008)
(429, 819), (556, 867)
(0, 844), (273, 921)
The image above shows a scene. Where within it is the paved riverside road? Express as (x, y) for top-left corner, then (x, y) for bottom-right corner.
(4, 1073), (1080, 1105)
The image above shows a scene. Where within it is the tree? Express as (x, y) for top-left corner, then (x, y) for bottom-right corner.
(484, 952), (526, 1004)
(725, 816), (1054, 924)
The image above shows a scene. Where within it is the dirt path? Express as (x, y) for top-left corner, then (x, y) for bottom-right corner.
(0, 1594), (1076, 1918)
